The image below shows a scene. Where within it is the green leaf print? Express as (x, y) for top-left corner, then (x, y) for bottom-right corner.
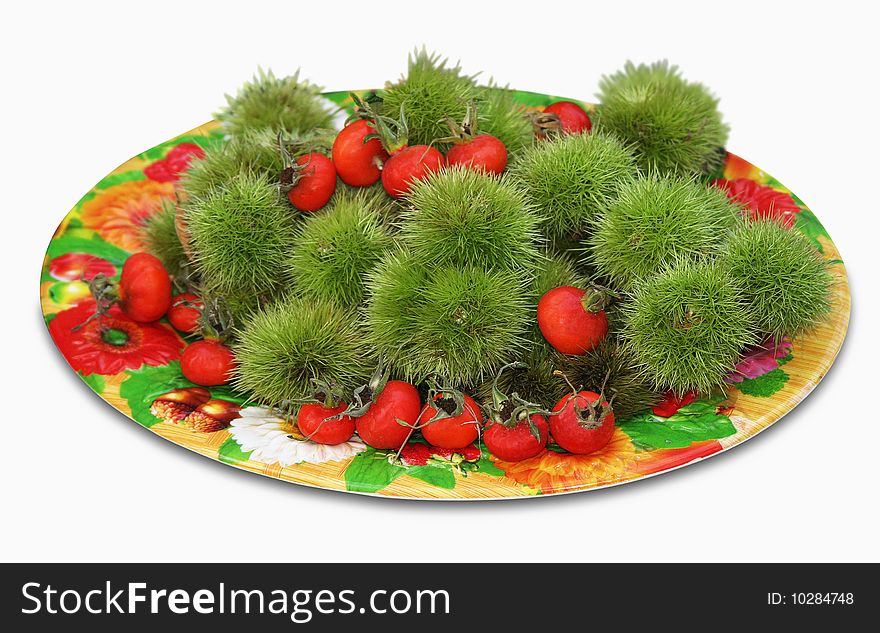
(45, 235), (130, 266)
(621, 398), (736, 450)
(119, 362), (197, 427)
(735, 368), (790, 397)
(794, 208), (831, 253)
(80, 373), (105, 395)
(218, 436), (253, 465)
(407, 466), (457, 489)
(344, 448), (406, 493)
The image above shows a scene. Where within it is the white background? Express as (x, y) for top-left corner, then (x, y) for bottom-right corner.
(2, 0), (878, 563)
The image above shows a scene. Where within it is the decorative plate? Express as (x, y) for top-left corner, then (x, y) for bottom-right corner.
(40, 90), (850, 499)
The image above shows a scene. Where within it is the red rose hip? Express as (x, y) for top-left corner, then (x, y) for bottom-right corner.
(446, 134), (508, 175)
(420, 393), (482, 449)
(180, 339), (236, 386)
(484, 413), (549, 462)
(381, 145), (445, 199)
(332, 120), (389, 187)
(286, 153), (337, 212)
(551, 390), (615, 455)
(537, 285), (609, 355)
(355, 380), (422, 450)
(544, 101), (592, 135)
(297, 402), (356, 445)
(118, 252), (172, 323)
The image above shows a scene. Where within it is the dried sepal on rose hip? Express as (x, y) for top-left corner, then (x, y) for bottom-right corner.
(276, 132), (337, 213)
(438, 100), (508, 175)
(416, 381), (483, 451)
(349, 93), (445, 199)
(150, 387), (212, 424)
(481, 363), (551, 462)
(550, 371), (616, 455)
(531, 100), (593, 138)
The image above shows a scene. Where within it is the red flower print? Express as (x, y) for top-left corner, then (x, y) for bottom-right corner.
(630, 440), (723, 476)
(713, 178), (801, 228)
(49, 300), (184, 376)
(48, 253), (116, 282)
(145, 143), (206, 183)
(492, 428), (640, 494)
(652, 390), (697, 417)
(399, 443), (431, 466)
(720, 152), (760, 181)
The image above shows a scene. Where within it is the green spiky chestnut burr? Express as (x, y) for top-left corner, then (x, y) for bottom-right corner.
(555, 339), (658, 421)
(476, 345), (566, 409)
(233, 295), (371, 406)
(624, 259), (758, 395)
(185, 171), (296, 304)
(287, 189), (393, 307)
(364, 250), (425, 351)
(183, 128), (333, 202)
(720, 219), (832, 341)
(530, 252), (588, 302)
(596, 61), (729, 175)
(510, 131), (636, 242)
(589, 174), (740, 290)
(365, 252), (530, 385)
(215, 68), (335, 136)
(196, 279), (266, 334)
(401, 166), (543, 273)
(381, 49), (477, 152)
(473, 251), (589, 407)
(140, 199), (189, 285)
(475, 84), (535, 156)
